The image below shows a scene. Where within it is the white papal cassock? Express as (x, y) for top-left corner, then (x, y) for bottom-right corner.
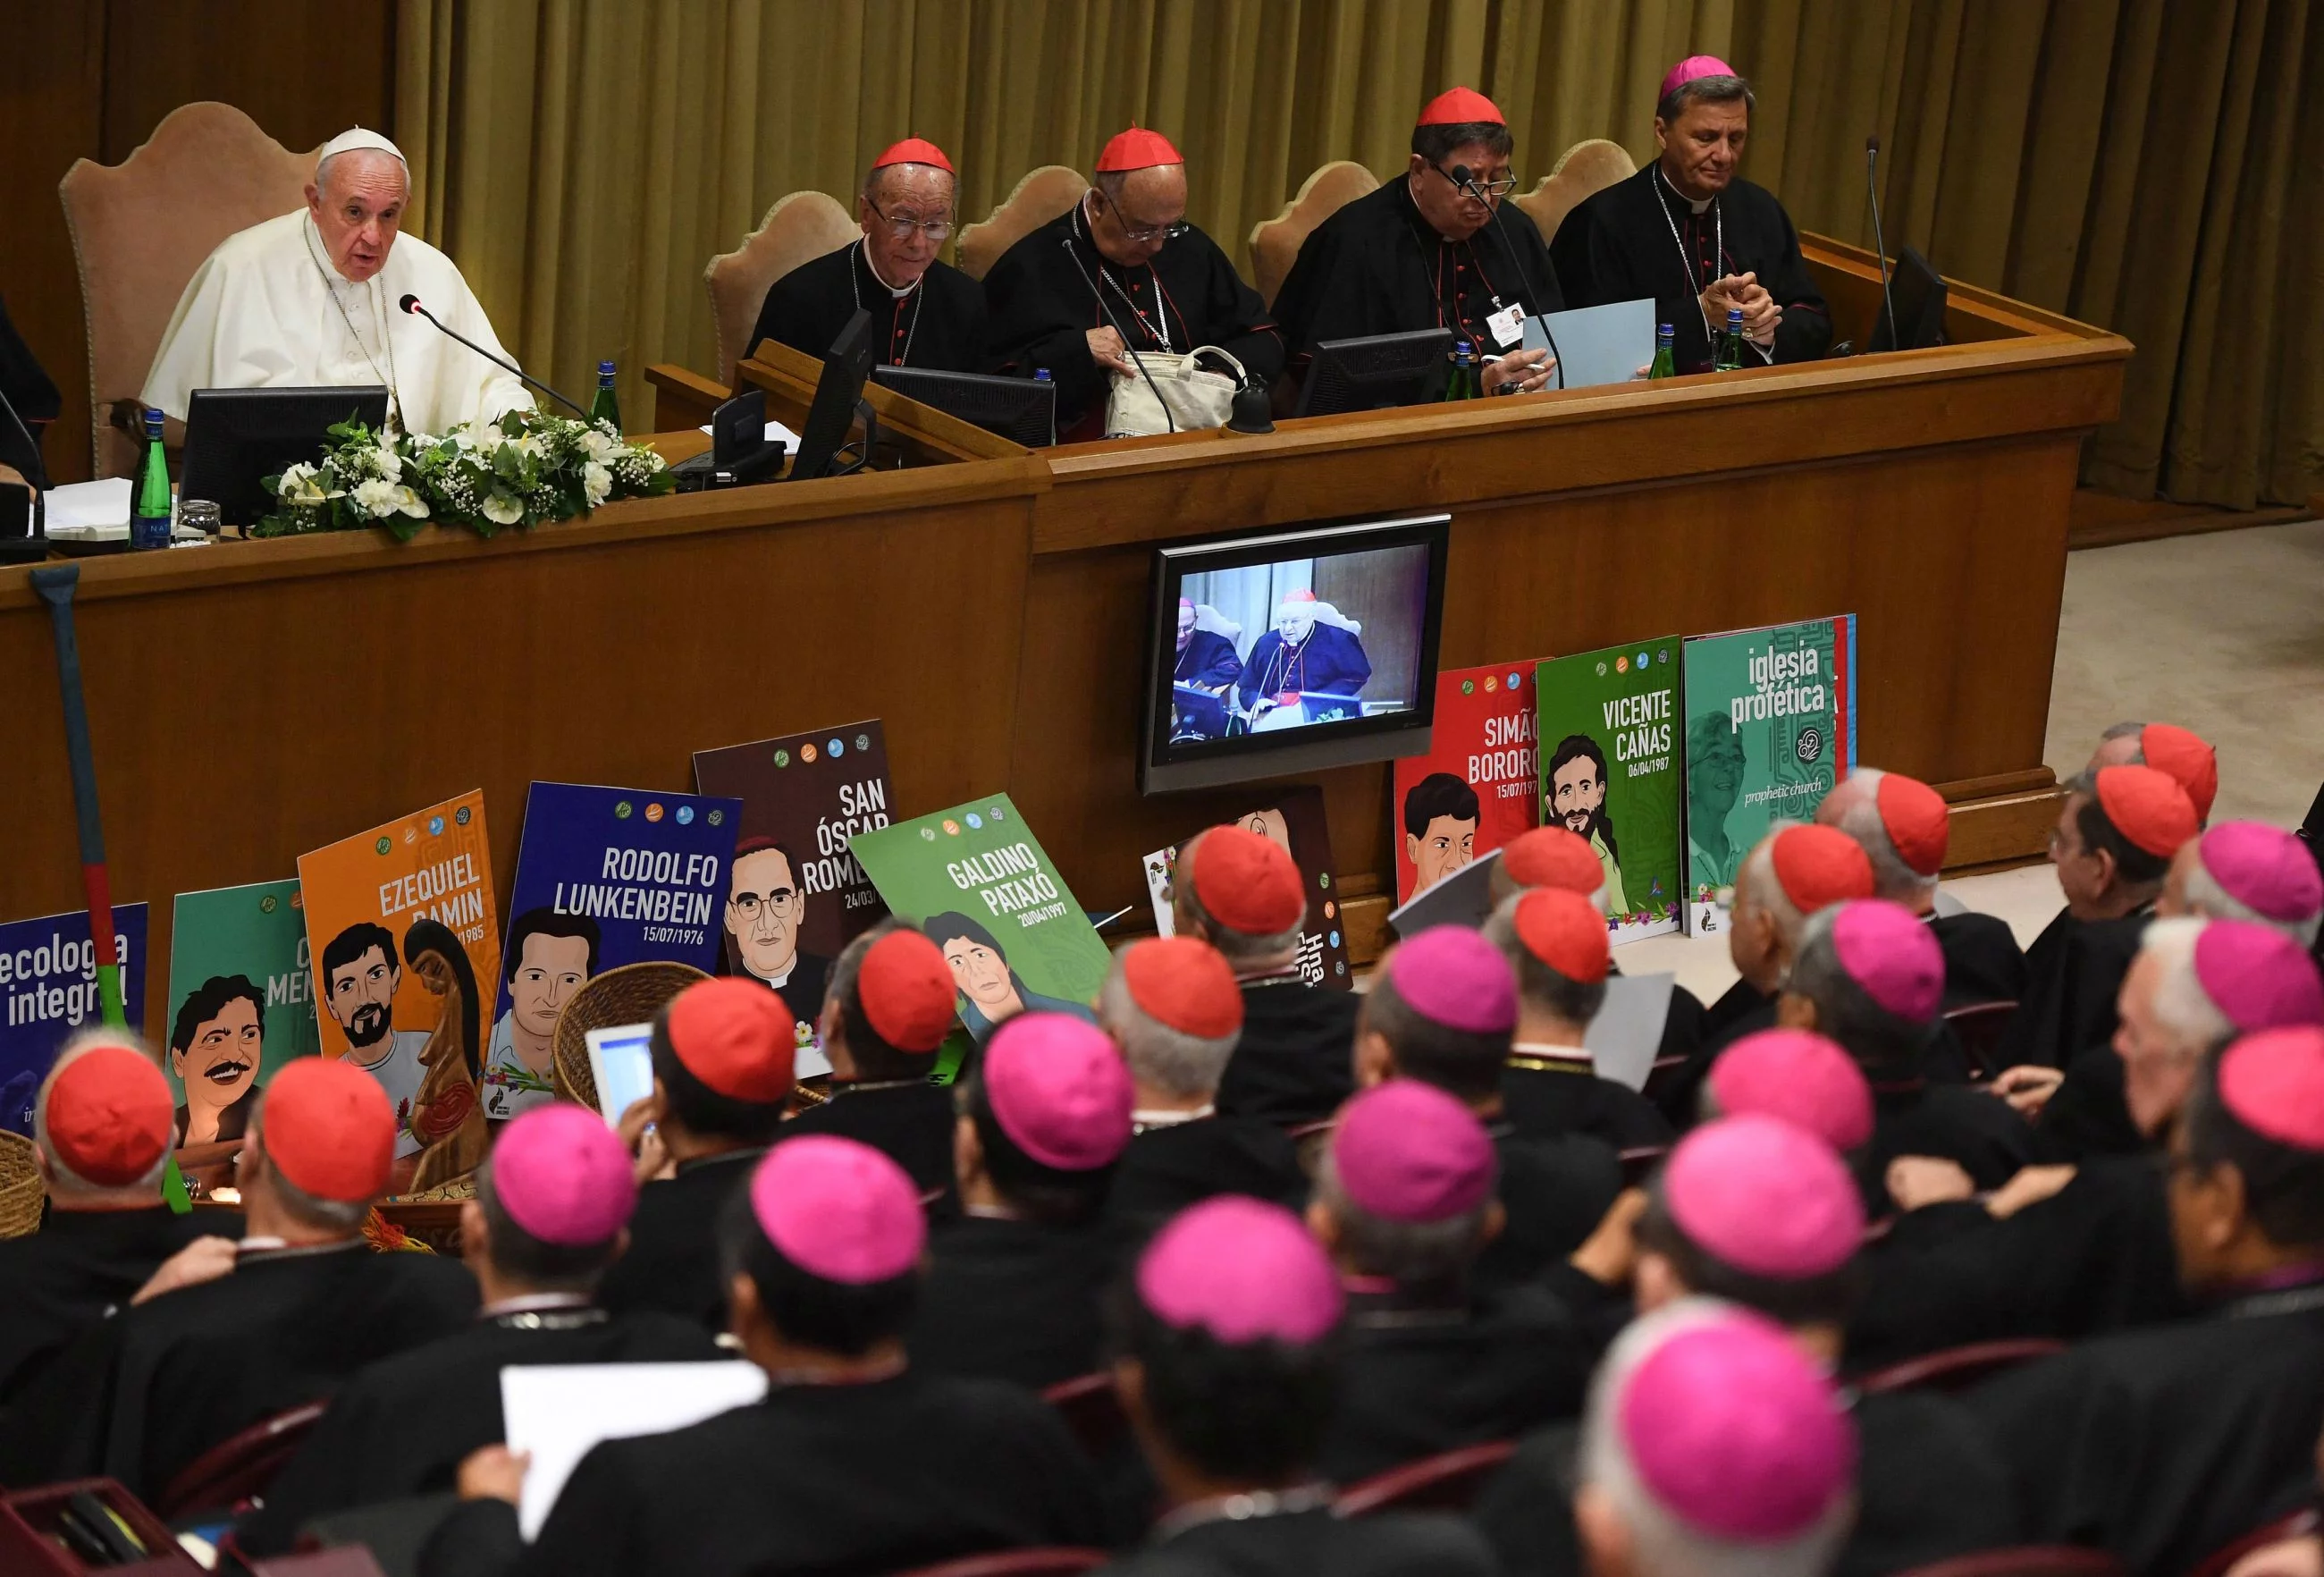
(141, 208), (533, 439)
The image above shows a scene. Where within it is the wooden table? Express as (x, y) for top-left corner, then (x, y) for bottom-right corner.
(0, 237), (2127, 1033)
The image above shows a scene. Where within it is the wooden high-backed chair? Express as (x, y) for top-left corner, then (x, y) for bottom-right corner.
(1512, 139), (1638, 243)
(59, 103), (320, 476)
(1248, 160), (1379, 308)
(705, 190), (859, 386)
(956, 167), (1088, 281)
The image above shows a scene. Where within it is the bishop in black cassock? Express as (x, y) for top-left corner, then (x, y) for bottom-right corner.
(1551, 58), (1829, 374)
(983, 127), (1282, 441)
(747, 138), (985, 375)
(1272, 87), (1562, 393)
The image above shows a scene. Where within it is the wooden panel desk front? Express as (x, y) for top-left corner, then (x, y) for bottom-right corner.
(0, 241), (2124, 1037)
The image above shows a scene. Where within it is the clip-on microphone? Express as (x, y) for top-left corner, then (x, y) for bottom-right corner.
(399, 295), (592, 418)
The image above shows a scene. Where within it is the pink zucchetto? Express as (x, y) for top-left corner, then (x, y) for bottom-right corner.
(2196, 922), (2324, 1033)
(2198, 822), (2324, 927)
(1706, 1028), (1874, 1151)
(1617, 1308), (1857, 1542)
(982, 1012), (1135, 1171)
(750, 1135), (925, 1285)
(491, 1104), (637, 1247)
(1331, 1080), (1496, 1225)
(1664, 1116), (1865, 1279)
(1830, 900), (1945, 1024)
(1137, 1195), (1343, 1345)
(2218, 1025), (2324, 1151)
(1387, 926), (1519, 1035)
(1660, 55), (1740, 104)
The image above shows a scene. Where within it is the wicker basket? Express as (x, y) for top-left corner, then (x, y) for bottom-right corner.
(0, 1129), (46, 1238)
(550, 960), (712, 1115)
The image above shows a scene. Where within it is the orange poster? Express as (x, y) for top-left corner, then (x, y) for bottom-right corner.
(297, 790), (499, 1194)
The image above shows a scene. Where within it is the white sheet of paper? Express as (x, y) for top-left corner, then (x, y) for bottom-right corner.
(43, 477), (134, 529)
(1524, 298), (1657, 389)
(695, 419), (801, 450)
(1385, 850), (1502, 936)
(1585, 972), (1677, 1092)
(502, 1362), (766, 1539)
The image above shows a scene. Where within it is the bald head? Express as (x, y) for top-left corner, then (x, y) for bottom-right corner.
(307, 148), (408, 283)
(857, 161), (956, 289)
(1088, 164), (1187, 267)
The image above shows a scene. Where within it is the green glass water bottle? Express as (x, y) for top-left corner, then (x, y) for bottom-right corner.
(589, 359), (621, 431)
(1647, 323), (1677, 379)
(131, 407), (173, 551)
(1443, 340), (1479, 401)
(1714, 308), (1746, 372)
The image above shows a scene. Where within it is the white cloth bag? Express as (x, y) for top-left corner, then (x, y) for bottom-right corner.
(1104, 346), (1244, 438)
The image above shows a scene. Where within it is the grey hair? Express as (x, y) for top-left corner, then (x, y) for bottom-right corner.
(1739, 822), (1808, 957)
(2101, 721), (2149, 748)
(1091, 170), (1130, 205)
(316, 148), (410, 204)
(1481, 896), (1609, 1025)
(1099, 948), (1236, 1101)
(860, 159), (956, 207)
(1787, 905), (1934, 1075)
(35, 1028), (170, 1199)
(1312, 1143), (1495, 1284)
(248, 1109), (373, 1233)
(1582, 1297), (1855, 1577)
(2139, 917), (2237, 1052)
(1656, 74), (1757, 125)
(1486, 852), (1607, 911)
(1831, 768), (1938, 905)
(1175, 832), (1309, 966)
(2183, 859), (2322, 948)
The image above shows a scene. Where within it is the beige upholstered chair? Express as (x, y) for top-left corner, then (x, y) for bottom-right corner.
(1512, 139), (1638, 244)
(1248, 161), (1380, 308)
(956, 166), (1089, 282)
(60, 103), (320, 477)
(706, 190), (859, 385)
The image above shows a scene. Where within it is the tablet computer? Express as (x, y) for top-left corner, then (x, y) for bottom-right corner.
(584, 1023), (656, 1126)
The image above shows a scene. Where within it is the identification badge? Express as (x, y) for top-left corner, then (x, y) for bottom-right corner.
(1486, 303), (1526, 350)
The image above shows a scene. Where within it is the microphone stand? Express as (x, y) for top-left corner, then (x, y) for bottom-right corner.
(1865, 137), (1901, 354)
(398, 296), (591, 417)
(1442, 164), (1563, 391)
(1061, 213), (1178, 434)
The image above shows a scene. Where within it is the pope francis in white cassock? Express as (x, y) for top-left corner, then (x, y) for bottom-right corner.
(141, 127), (531, 437)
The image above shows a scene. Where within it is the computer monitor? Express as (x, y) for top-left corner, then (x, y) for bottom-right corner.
(1869, 246), (1949, 353)
(181, 385), (391, 528)
(1295, 328), (1453, 418)
(789, 309), (877, 481)
(869, 366), (1057, 449)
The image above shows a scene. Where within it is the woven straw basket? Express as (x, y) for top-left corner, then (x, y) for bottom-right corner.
(0, 1129), (46, 1238)
(551, 960), (712, 1115)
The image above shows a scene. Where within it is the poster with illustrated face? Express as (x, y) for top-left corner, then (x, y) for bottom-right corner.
(1141, 786), (1352, 990)
(1535, 639), (1683, 943)
(694, 721), (893, 1081)
(851, 794), (1106, 1079)
(1391, 661), (1547, 903)
(1681, 616), (1857, 935)
(0, 905), (148, 1137)
(165, 880), (319, 1152)
(298, 790), (498, 1193)
(493, 783), (741, 1119)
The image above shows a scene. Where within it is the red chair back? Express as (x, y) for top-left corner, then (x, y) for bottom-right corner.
(1944, 1000), (2019, 1080)
(889, 1550), (1108, 1577)
(1854, 1339), (2066, 1396)
(2187, 1508), (2322, 1577)
(1892, 1547), (2127, 1577)
(1041, 1371), (1130, 1460)
(1333, 1439), (1518, 1517)
(156, 1400), (326, 1521)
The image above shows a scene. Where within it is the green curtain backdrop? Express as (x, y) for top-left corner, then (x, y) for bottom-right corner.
(396, 0), (2320, 508)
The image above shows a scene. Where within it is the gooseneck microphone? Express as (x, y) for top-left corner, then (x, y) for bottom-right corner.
(398, 294), (591, 417)
(1864, 138), (1900, 354)
(1058, 228), (1179, 434)
(1446, 164), (1566, 391)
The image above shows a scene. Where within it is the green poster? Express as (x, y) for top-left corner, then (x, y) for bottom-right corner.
(1535, 639), (1683, 942)
(849, 793), (1108, 1081)
(1680, 615), (1857, 934)
(164, 878), (322, 1151)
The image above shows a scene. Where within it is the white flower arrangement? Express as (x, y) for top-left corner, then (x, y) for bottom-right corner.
(257, 408), (672, 540)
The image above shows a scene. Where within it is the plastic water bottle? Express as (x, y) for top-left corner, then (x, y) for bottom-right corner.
(1714, 308), (1747, 372)
(1648, 323), (1677, 379)
(589, 360), (621, 431)
(1442, 341), (1479, 401)
(131, 408), (172, 550)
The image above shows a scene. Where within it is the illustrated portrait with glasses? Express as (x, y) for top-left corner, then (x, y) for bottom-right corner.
(725, 837), (834, 1029)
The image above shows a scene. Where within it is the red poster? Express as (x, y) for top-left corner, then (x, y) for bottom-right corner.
(1391, 660), (1548, 903)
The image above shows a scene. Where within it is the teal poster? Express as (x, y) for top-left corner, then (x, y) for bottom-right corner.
(1681, 615), (1857, 934)
(1534, 639), (1683, 941)
(166, 879), (321, 1151)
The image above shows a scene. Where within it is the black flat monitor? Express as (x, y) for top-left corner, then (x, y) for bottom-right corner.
(1869, 245), (1949, 352)
(790, 309), (877, 481)
(181, 385), (391, 528)
(869, 366), (1056, 449)
(1140, 511), (1451, 794)
(1295, 328), (1453, 418)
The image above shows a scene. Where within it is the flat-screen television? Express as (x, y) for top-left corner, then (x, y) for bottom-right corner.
(1140, 513), (1450, 794)
(870, 366), (1056, 448)
(791, 308), (876, 480)
(1296, 329), (1452, 417)
(1869, 245), (1949, 352)
(183, 384), (391, 528)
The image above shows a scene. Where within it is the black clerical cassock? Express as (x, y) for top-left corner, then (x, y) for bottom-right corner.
(1551, 163), (1830, 373)
(1270, 177), (1562, 367)
(778, 1081), (957, 1208)
(1107, 1113), (1307, 1237)
(595, 1147), (762, 1333)
(1993, 906), (2153, 1070)
(1175, 628), (1241, 689)
(1215, 970), (1360, 1126)
(906, 1213), (1116, 1390)
(1471, 1122), (1624, 1291)
(0, 1204), (226, 1405)
(983, 204), (1284, 442)
(748, 242), (987, 375)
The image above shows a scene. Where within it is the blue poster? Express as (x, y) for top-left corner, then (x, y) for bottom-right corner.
(0, 905), (151, 1135)
(490, 783), (742, 1118)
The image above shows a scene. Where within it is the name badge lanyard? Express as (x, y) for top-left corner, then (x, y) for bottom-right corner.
(1652, 164), (1721, 351)
(1071, 203), (1176, 355)
(1408, 209), (1508, 346)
